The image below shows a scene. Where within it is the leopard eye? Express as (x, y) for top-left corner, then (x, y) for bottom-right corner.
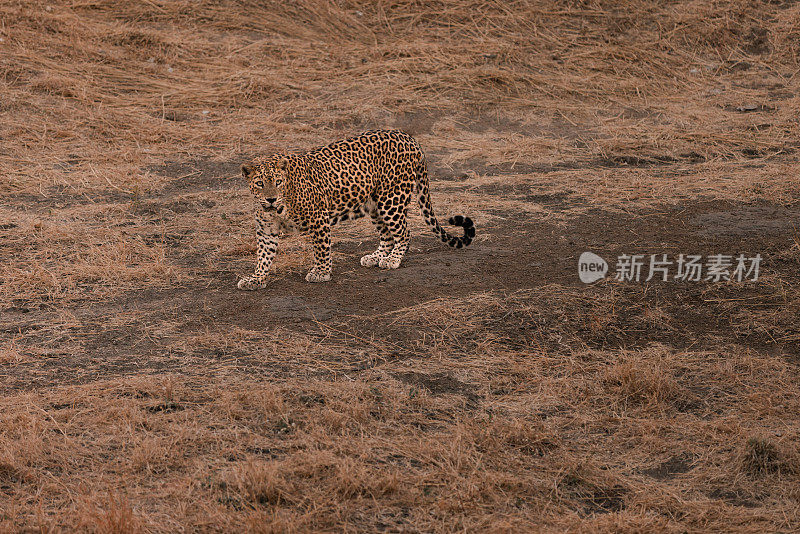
(255, 180), (264, 188)
(275, 179), (283, 187)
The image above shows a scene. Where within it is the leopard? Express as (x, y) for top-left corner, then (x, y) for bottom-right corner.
(237, 129), (475, 289)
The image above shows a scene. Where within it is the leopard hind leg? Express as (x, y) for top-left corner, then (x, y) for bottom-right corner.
(360, 198), (394, 267)
(376, 190), (412, 270)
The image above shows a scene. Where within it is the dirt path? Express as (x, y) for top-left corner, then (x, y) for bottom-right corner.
(3, 163), (797, 391)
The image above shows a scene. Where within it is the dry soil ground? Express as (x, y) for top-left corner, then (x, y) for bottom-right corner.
(1, 1), (800, 532)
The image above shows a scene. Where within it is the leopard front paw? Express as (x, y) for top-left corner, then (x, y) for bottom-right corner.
(237, 275), (269, 290)
(360, 253), (383, 267)
(305, 269), (331, 283)
(378, 257), (402, 270)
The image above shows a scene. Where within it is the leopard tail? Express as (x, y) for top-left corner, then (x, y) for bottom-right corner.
(414, 158), (475, 249)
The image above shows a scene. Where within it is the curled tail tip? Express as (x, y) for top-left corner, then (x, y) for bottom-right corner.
(446, 214), (475, 247)
(448, 214), (473, 224)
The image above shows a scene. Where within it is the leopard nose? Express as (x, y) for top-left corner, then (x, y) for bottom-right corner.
(266, 198), (277, 204)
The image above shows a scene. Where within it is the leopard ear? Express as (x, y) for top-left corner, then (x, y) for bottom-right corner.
(241, 164), (255, 178)
(277, 157), (289, 171)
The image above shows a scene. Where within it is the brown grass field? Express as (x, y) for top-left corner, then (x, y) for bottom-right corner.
(2, 0), (800, 531)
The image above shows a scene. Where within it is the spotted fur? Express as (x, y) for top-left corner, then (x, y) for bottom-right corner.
(237, 129), (475, 289)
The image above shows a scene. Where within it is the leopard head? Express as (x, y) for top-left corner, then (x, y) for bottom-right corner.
(241, 155), (289, 211)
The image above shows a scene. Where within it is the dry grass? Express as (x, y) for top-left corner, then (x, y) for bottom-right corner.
(2, 0), (800, 532)
(1, 329), (798, 531)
